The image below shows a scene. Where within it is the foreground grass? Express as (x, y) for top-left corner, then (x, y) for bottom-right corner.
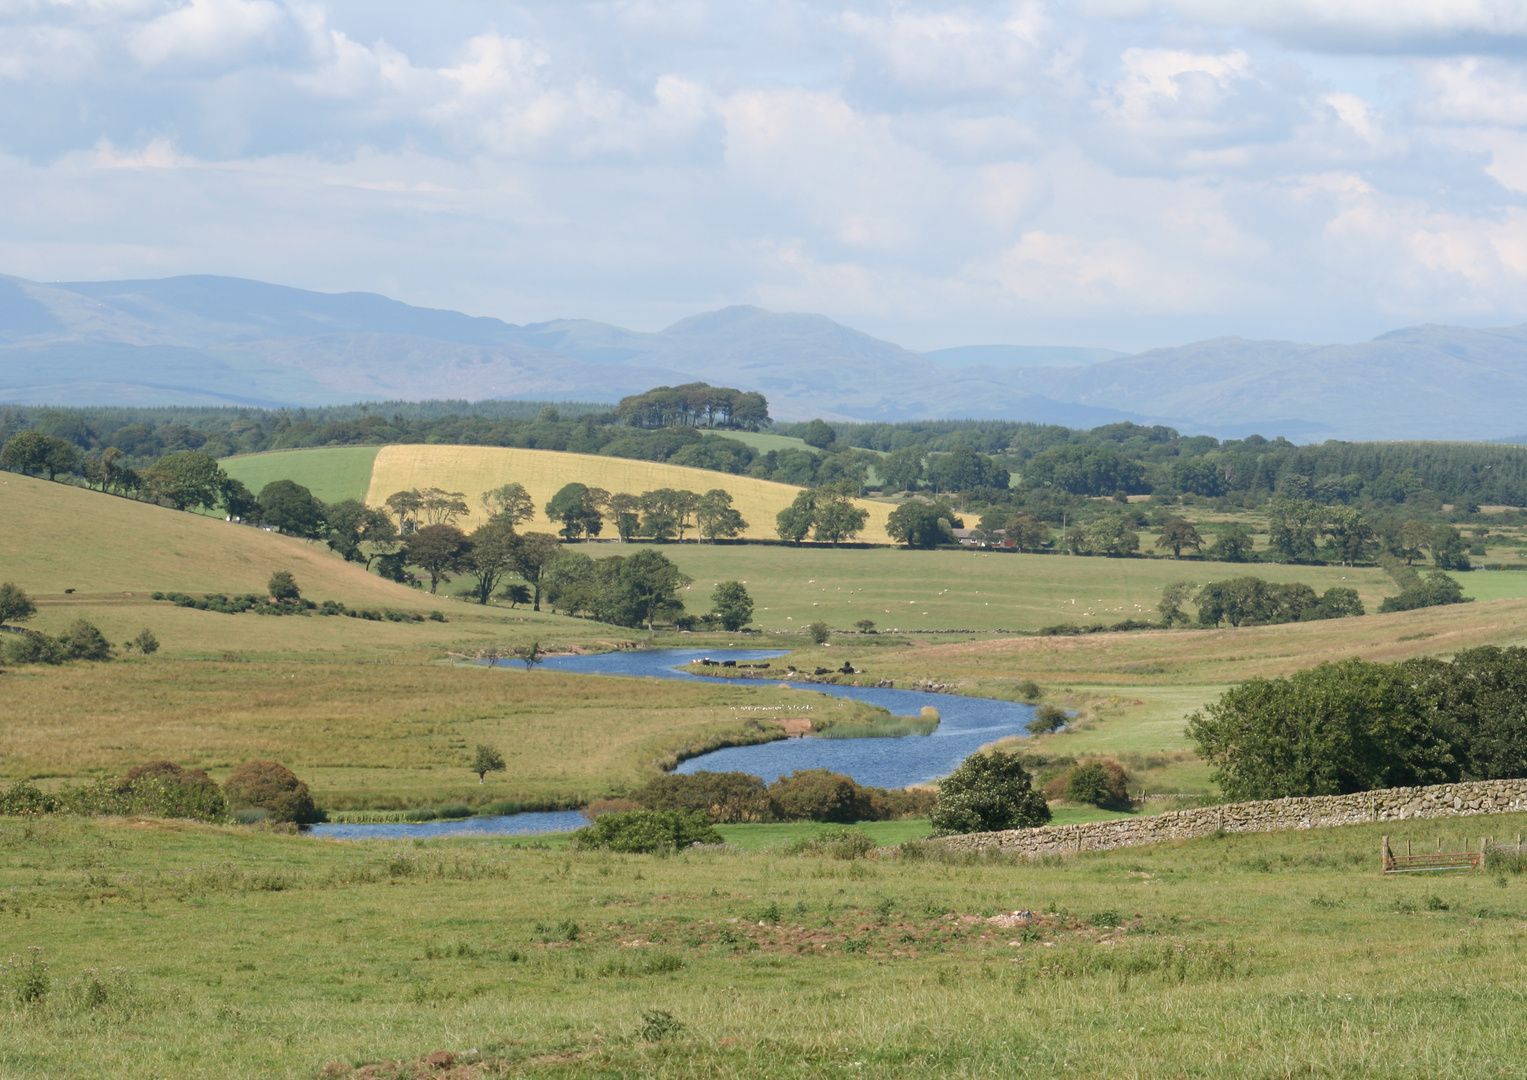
(5, 814), (1527, 1079)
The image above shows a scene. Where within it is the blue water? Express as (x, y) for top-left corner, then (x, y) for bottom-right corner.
(310, 810), (586, 840)
(313, 648), (1033, 839)
(542, 648), (1035, 788)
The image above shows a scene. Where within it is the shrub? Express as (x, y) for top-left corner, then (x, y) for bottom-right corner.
(2, 630), (65, 665)
(1064, 760), (1132, 808)
(222, 760), (320, 824)
(807, 620), (830, 645)
(0, 582), (36, 626)
(801, 826), (875, 860)
(631, 771), (771, 822)
(769, 769), (872, 823)
(1016, 679), (1042, 702)
(58, 620), (112, 661)
(1026, 704), (1068, 735)
(115, 762), (227, 819)
(570, 809), (722, 853)
(126, 628), (159, 655)
(929, 752), (1051, 836)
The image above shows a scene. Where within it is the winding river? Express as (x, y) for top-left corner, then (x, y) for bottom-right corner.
(309, 648), (1035, 839)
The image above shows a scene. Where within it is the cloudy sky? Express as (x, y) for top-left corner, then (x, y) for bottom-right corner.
(5, 0), (1527, 351)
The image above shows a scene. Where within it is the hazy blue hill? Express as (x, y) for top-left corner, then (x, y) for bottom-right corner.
(6, 272), (1527, 439)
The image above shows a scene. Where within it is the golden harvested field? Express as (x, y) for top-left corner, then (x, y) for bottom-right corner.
(0, 658), (881, 807)
(364, 443), (896, 542)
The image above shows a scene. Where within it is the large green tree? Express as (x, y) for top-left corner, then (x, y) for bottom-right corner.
(811, 481), (869, 546)
(1155, 517), (1203, 559)
(695, 489), (747, 541)
(480, 482), (535, 525)
(257, 480), (326, 537)
(143, 451), (225, 511)
(775, 490), (816, 544)
(509, 532), (562, 611)
(710, 581), (754, 631)
(1266, 498), (1322, 562)
(324, 500), (397, 568)
(0, 582), (37, 627)
(465, 520), (520, 605)
(598, 549), (692, 629)
(404, 524), (470, 594)
(929, 752), (1051, 836)
(886, 501), (957, 549)
(546, 482), (606, 540)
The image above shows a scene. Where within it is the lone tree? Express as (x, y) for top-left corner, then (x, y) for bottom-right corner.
(267, 571), (301, 601)
(929, 751), (1051, 836)
(710, 581), (754, 631)
(775, 490), (816, 544)
(472, 744), (506, 784)
(886, 501), (957, 548)
(514, 640), (544, 670)
(481, 482), (535, 525)
(801, 419), (836, 449)
(125, 628), (160, 655)
(1155, 517), (1203, 559)
(807, 620), (830, 645)
(0, 582), (37, 628)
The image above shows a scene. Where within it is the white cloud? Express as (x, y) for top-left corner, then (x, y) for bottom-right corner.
(1414, 58), (1527, 127)
(1158, 0), (1527, 51)
(128, 0), (284, 67)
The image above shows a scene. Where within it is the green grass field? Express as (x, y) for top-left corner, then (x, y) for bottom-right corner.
(7, 814), (1527, 1079)
(220, 446), (380, 505)
(700, 430), (817, 454)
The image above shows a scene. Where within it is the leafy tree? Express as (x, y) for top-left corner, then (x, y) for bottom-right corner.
(1398, 520), (1432, 564)
(1025, 704), (1067, 734)
(541, 550), (600, 615)
(1157, 580), (1198, 626)
(267, 571), (301, 600)
(1430, 525), (1471, 571)
(126, 628), (160, 655)
(886, 501), (957, 548)
(1207, 524), (1254, 562)
(768, 769), (871, 822)
(481, 482), (535, 525)
(1379, 570), (1469, 613)
(404, 524), (470, 594)
(1064, 760), (1131, 808)
(696, 488), (747, 541)
(1081, 515), (1140, 556)
(1004, 512), (1051, 552)
(324, 500), (397, 567)
(1188, 660), (1458, 800)
(58, 619), (112, 661)
(1323, 506), (1377, 566)
(807, 620), (830, 644)
(142, 451), (224, 511)
(1266, 498), (1322, 562)
(1318, 587), (1365, 618)
(571, 808), (722, 852)
(710, 581), (754, 631)
(514, 640), (544, 670)
(600, 549), (692, 629)
(1023, 445), (1146, 496)
(218, 476), (259, 521)
(222, 760), (320, 824)
(465, 520), (520, 604)
(606, 493), (643, 541)
(509, 532), (562, 611)
(384, 489), (424, 534)
(1155, 517), (1203, 559)
(500, 583), (532, 608)
(631, 771), (771, 823)
(925, 446), (1009, 492)
(471, 744), (506, 783)
(547, 482), (605, 540)
(878, 446), (924, 492)
(0, 582), (36, 627)
(775, 490), (816, 543)
(812, 480), (869, 546)
(1196, 577), (1270, 627)
(929, 752), (1051, 835)
(256, 479), (326, 537)
(801, 419), (836, 449)
(638, 488), (698, 541)
(0, 431), (80, 480)
(854, 619), (876, 633)
(418, 487), (470, 526)
(1403, 646), (1527, 780)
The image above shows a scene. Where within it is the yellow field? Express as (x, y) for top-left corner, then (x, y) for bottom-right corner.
(364, 444), (896, 542)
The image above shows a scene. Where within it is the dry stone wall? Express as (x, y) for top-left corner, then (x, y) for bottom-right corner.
(937, 779), (1527, 857)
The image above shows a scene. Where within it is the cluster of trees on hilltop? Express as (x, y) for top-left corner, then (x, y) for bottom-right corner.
(612, 383), (770, 430)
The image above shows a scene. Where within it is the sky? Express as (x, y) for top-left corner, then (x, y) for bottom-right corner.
(4, 1), (1527, 352)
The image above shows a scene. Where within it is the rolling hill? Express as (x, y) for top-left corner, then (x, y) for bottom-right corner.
(7, 272), (1527, 439)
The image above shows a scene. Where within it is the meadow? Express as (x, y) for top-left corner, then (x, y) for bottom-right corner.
(220, 446), (380, 505)
(5, 814), (1527, 1079)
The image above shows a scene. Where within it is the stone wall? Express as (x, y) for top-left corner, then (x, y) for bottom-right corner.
(936, 779), (1527, 857)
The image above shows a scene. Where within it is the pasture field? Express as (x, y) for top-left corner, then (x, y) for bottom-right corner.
(635, 543), (1404, 633)
(6, 814), (1527, 1079)
(700, 429), (816, 454)
(0, 660), (891, 808)
(363, 444), (897, 541)
(219, 446), (380, 505)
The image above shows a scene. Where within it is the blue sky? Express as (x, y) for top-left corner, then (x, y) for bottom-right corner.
(4, 0), (1527, 352)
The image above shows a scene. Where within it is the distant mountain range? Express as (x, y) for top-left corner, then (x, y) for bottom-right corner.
(1, 273), (1525, 442)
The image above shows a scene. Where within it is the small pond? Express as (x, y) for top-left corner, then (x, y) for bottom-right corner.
(314, 648), (1035, 839)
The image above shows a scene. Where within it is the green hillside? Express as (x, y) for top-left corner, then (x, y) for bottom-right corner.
(220, 446), (379, 504)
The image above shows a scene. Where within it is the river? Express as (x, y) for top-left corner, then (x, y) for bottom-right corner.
(308, 647), (1034, 839)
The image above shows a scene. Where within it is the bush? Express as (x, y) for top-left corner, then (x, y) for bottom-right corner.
(1063, 760), (1131, 808)
(114, 762), (227, 819)
(222, 760), (320, 824)
(807, 620), (830, 645)
(798, 826), (874, 860)
(267, 571), (301, 601)
(1026, 704), (1068, 735)
(58, 619), (112, 661)
(570, 809), (722, 853)
(126, 628), (159, 655)
(769, 769), (871, 823)
(631, 771), (771, 822)
(1016, 679), (1042, 702)
(2, 630), (65, 665)
(930, 752), (1051, 836)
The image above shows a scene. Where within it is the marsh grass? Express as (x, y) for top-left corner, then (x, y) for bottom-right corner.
(6, 813), (1527, 1077)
